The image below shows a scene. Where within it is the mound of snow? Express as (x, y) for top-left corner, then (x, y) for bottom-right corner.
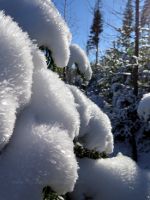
(0, 109), (78, 200)
(68, 44), (92, 80)
(0, 0), (71, 67)
(71, 154), (150, 200)
(68, 85), (113, 154)
(137, 93), (150, 121)
(0, 11), (34, 150)
(30, 55), (80, 139)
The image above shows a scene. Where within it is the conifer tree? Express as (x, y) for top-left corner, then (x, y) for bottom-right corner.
(120, 0), (133, 51)
(141, 0), (150, 26)
(86, 0), (103, 65)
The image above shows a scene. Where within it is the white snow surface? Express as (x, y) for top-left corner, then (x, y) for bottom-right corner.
(68, 85), (114, 154)
(71, 154), (150, 200)
(0, 109), (78, 200)
(68, 44), (92, 80)
(32, 47), (48, 71)
(0, 0), (71, 67)
(138, 93), (150, 121)
(31, 68), (80, 139)
(0, 11), (80, 198)
(0, 11), (34, 150)
(0, 40), (80, 198)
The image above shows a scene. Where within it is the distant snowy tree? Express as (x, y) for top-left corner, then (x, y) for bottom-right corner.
(141, 0), (150, 26)
(119, 0), (134, 51)
(86, 0), (103, 65)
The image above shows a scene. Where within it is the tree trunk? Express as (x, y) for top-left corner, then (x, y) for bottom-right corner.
(133, 0), (139, 96)
(95, 43), (99, 66)
(129, 0), (140, 163)
(131, 132), (138, 162)
(64, 0), (67, 21)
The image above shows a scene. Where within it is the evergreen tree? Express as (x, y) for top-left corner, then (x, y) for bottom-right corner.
(141, 0), (150, 26)
(132, 0), (140, 97)
(120, 0), (134, 51)
(86, 0), (103, 65)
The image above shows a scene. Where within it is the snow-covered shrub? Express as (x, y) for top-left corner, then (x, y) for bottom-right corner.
(138, 93), (150, 122)
(71, 154), (150, 200)
(0, 0), (71, 67)
(0, 11), (34, 150)
(137, 93), (150, 169)
(67, 44), (92, 83)
(68, 85), (113, 154)
(110, 84), (138, 141)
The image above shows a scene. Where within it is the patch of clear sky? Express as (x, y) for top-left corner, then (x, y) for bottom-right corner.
(53, 0), (128, 57)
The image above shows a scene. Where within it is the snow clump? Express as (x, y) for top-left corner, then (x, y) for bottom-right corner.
(71, 153), (150, 200)
(0, 11), (34, 150)
(0, 109), (78, 200)
(0, 0), (71, 67)
(68, 85), (113, 154)
(68, 44), (92, 80)
(137, 93), (150, 121)
(31, 54), (80, 139)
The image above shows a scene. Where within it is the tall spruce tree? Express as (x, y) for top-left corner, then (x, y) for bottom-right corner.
(86, 0), (103, 65)
(141, 0), (150, 26)
(120, 0), (133, 51)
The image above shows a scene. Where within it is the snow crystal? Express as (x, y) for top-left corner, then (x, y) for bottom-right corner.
(0, 108), (78, 200)
(30, 67), (80, 139)
(71, 154), (150, 200)
(68, 44), (92, 80)
(138, 93), (150, 121)
(0, 11), (34, 150)
(68, 85), (113, 154)
(0, 0), (71, 67)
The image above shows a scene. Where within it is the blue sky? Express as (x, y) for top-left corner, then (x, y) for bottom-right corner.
(53, 0), (127, 56)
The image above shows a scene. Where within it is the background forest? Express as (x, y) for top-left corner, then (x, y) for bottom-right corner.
(54, 0), (150, 167)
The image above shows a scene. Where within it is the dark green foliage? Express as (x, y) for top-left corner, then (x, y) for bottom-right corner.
(40, 46), (57, 71)
(40, 46), (66, 80)
(74, 143), (108, 159)
(43, 186), (65, 200)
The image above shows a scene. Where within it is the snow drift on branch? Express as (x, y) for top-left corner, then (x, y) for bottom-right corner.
(0, 35), (79, 198)
(0, 11), (34, 150)
(0, 0), (71, 67)
(0, 11), (79, 198)
(0, 109), (78, 200)
(68, 85), (113, 154)
(137, 93), (150, 121)
(71, 154), (150, 200)
(30, 49), (80, 139)
(68, 44), (92, 80)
